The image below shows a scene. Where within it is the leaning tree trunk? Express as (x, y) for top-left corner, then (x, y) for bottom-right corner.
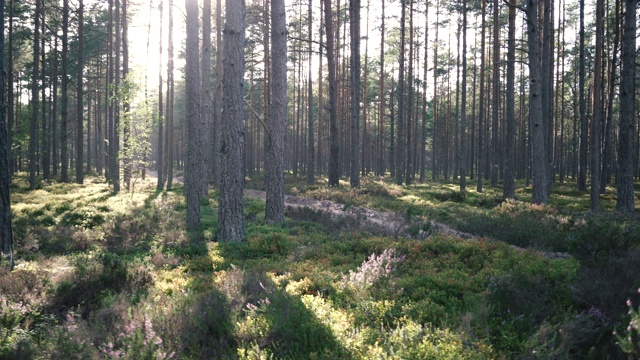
(265, 0), (287, 224)
(217, 0), (246, 242)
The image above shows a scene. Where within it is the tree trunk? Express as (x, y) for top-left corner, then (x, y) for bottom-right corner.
(395, 0), (406, 185)
(490, 0), (499, 188)
(324, 0), (339, 187)
(122, 0), (131, 190)
(306, 0), (315, 184)
(527, 0), (549, 204)
(349, 0), (361, 188)
(578, 0), (587, 192)
(212, 0), (223, 189)
(459, 0), (467, 192)
(590, 0), (604, 212)
(61, 0), (70, 183)
(0, 0), (14, 270)
(202, 0), (212, 185)
(166, 0), (175, 189)
(218, 0), (246, 242)
(185, 0), (206, 230)
(157, 0), (164, 190)
(29, 0), (41, 189)
(476, 0), (486, 192)
(377, 0), (385, 177)
(76, 0), (84, 184)
(265, 0), (287, 224)
(616, 0), (636, 211)
(503, 2), (515, 199)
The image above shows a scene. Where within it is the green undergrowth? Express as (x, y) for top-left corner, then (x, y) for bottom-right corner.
(1, 173), (638, 358)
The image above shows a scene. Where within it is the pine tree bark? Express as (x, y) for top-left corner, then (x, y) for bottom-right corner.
(503, 1), (515, 199)
(616, 0), (636, 212)
(76, 0), (84, 184)
(590, 0), (604, 212)
(265, 0), (287, 224)
(217, 0), (246, 242)
(476, 0), (486, 192)
(61, 0), (70, 183)
(490, 0), (499, 188)
(306, 0), (315, 184)
(122, 0), (131, 190)
(527, 0), (549, 204)
(0, 0), (14, 270)
(377, 0), (385, 177)
(578, 0), (587, 192)
(112, 0), (121, 193)
(202, 0), (212, 184)
(324, 0), (339, 187)
(185, 0), (206, 230)
(349, 0), (361, 188)
(157, 0), (164, 190)
(166, 0), (175, 189)
(29, 0), (41, 189)
(396, 0), (406, 185)
(213, 0), (223, 189)
(459, 0), (467, 192)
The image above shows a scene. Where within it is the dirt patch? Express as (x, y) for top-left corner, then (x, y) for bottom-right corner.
(244, 189), (475, 240)
(243, 189), (571, 260)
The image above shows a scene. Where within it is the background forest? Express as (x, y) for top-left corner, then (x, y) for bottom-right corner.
(0, 0), (639, 358)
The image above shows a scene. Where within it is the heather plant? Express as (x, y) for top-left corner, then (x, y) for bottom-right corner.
(340, 248), (405, 290)
(616, 290), (640, 357)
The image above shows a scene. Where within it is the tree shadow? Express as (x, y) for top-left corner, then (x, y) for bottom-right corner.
(218, 263), (353, 359)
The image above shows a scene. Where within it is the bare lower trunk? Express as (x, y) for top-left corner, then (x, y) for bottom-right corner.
(218, 0), (246, 242)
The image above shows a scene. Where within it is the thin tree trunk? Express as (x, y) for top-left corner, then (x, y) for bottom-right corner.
(396, 0), (406, 185)
(0, 0), (14, 270)
(306, 0), (315, 184)
(490, 0), (499, 187)
(29, 0), (41, 189)
(61, 0), (70, 183)
(166, 0), (175, 189)
(527, 0), (549, 204)
(202, 0), (212, 185)
(459, 0), (468, 192)
(476, 0), (486, 192)
(266, 0), (287, 223)
(213, 0), (223, 188)
(590, 0), (604, 212)
(157, 0), (164, 190)
(76, 0), (84, 184)
(377, 0), (385, 177)
(578, 0), (587, 192)
(325, 0), (339, 187)
(503, 2), (515, 199)
(350, 0), (361, 188)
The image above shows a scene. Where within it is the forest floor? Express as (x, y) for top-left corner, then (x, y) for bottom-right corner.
(2, 173), (640, 359)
